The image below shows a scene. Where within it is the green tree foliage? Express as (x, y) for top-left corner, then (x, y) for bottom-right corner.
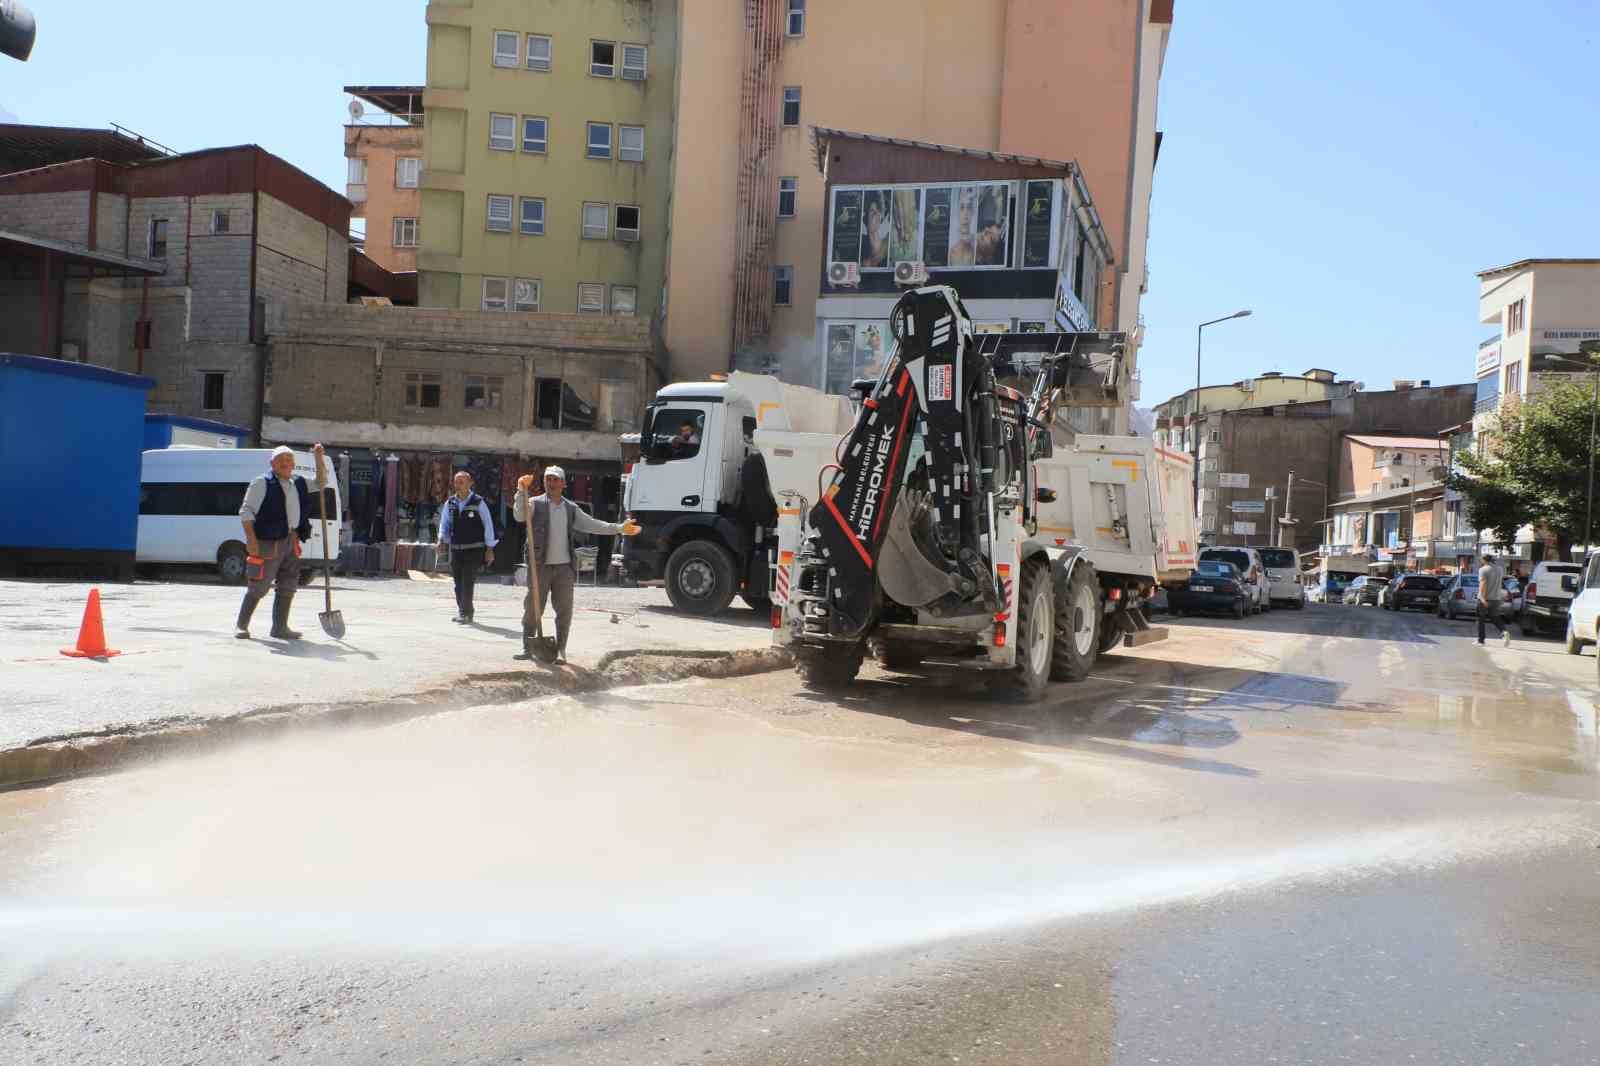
(1447, 378), (1600, 555)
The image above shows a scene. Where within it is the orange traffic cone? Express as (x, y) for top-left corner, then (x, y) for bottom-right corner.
(60, 588), (120, 659)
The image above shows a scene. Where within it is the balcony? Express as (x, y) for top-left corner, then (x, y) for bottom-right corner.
(347, 183), (367, 205)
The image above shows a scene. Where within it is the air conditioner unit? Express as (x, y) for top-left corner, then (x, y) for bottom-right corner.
(893, 260), (928, 286)
(827, 261), (860, 287)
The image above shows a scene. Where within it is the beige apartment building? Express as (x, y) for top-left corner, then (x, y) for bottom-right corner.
(663, 0), (1175, 417)
(344, 87), (424, 275)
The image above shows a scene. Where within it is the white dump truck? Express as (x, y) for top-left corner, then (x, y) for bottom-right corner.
(764, 285), (1197, 697)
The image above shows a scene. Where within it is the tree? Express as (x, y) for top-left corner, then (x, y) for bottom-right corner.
(1447, 378), (1600, 559)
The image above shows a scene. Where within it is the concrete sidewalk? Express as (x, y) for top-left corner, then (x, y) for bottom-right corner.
(0, 574), (775, 754)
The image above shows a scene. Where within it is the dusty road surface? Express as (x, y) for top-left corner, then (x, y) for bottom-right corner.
(2, 603), (1597, 1064)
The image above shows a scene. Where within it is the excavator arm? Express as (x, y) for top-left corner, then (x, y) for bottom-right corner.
(807, 286), (1001, 637)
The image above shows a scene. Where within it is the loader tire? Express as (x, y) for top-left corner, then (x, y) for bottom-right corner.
(796, 643), (864, 691)
(997, 558), (1055, 701)
(1050, 561), (1101, 682)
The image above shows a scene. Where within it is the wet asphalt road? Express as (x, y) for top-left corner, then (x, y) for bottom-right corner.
(2, 602), (1597, 1064)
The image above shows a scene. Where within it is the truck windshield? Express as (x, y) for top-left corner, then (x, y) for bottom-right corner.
(645, 408), (705, 461)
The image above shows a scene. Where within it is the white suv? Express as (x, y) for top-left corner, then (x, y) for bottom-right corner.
(1563, 555), (1600, 654)
(1198, 547), (1270, 614)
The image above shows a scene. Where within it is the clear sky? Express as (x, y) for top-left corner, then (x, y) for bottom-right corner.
(3, 1), (1595, 407)
(1139, 0), (1600, 406)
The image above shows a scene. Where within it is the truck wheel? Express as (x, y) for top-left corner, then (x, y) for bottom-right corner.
(666, 539), (738, 615)
(218, 542), (247, 585)
(1002, 559), (1054, 700)
(1050, 561), (1100, 682)
(796, 644), (864, 690)
(1565, 617), (1584, 655)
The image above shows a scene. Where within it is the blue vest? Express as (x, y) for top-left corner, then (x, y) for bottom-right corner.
(447, 493), (489, 547)
(255, 475), (313, 542)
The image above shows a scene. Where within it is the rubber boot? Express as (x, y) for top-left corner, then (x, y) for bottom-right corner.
(235, 596), (258, 639)
(269, 596), (302, 640)
(554, 618), (570, 664)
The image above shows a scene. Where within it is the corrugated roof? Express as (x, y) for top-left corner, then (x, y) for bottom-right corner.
(0, 123), (165, 175)
(811, 127), (1076, 172)
(1477, 258), (1600, 278)
(1345, 434), (1449, 450)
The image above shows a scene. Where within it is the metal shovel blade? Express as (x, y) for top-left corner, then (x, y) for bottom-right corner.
(526, 633), (559, 664)
(319, 609), (346, 640)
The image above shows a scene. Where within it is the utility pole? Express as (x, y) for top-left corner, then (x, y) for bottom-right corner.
(1280, 470), (1296, 547)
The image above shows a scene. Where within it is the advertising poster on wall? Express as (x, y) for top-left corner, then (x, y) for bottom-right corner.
(890, 188), (921, 266)
(1022, 180), (1054, 268)
(859, 188), (892, 269)
(922, 188), (951, 268)
(946, 186), (979, 266)
(974, 184), (1009, 266)
(823, 322), (891, 395)
(830, 190), (861, 265)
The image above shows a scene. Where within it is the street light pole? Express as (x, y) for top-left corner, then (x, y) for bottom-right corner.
(1191, 309), (1253, 531)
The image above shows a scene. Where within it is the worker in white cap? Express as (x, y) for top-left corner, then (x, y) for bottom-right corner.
(513, 465), (640, 662)
(236, 443), (327, 639)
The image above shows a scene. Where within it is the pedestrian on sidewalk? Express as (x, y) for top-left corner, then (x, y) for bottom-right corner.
(513, 466), (640, 663)
(1477, 553), (1511, 647)
(437, 470), (497, 624)
(235, 444), (326, 640)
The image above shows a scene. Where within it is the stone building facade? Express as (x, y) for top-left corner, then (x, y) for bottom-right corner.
(0, 144), (349, 433)
(261, 300), (660, 548)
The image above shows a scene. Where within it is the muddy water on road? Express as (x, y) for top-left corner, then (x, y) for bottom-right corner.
(2, 605), (1597, 983)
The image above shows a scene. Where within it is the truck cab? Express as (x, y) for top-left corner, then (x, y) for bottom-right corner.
(622, 376), (852, 615)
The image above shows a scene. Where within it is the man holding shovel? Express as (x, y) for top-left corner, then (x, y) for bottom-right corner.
(513, 466), (640, 663)
(236, 444), (326, 640)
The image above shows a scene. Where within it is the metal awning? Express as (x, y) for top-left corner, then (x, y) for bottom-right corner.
(0, 227), (166, 279)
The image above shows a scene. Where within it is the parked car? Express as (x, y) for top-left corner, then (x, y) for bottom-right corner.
(1438, 574), (1477, 619)
(1197, 547), (1270, 614)
(1518, 561), (1583, 636)
(1171, 560), (1252, 619)
(1564, 555), (1600, 654)
(1344, 575), (1388, 606)
(1258, 547), (1303, 609)
(1437, 572), (1519, 621)
(1385, 573), (1443, 612)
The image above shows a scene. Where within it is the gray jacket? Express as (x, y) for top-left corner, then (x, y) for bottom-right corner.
(513, 491), (626, 569)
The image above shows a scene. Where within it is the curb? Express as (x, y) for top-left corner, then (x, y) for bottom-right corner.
(0, 646), (794, 791)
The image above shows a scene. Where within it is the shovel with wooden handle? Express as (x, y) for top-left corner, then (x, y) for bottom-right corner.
(523, 503), (559, 664)
(315, 463), (345, 639)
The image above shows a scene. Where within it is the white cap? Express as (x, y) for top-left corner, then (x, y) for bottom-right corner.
(270, 445), (295, 460)
(544, 465), (567, 481)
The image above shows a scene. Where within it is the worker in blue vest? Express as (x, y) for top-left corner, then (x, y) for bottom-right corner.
(436, 470), (497, 624)
(236, 443), (325, 640)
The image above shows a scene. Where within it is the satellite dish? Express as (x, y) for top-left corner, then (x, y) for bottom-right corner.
(347, 99), (365, 121)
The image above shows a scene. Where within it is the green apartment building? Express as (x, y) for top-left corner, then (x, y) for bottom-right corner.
(420, 0), (676, 319)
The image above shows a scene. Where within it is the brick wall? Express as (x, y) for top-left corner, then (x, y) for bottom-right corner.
(126, 195), (191, 285)
(144, 340), (261, 431)
(266, 300), (655, 352)
(95, 193), (128, 253)
(0, 191), (90, 244)
(262, 300), (661, 459)
(186, 193), (254, 342)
